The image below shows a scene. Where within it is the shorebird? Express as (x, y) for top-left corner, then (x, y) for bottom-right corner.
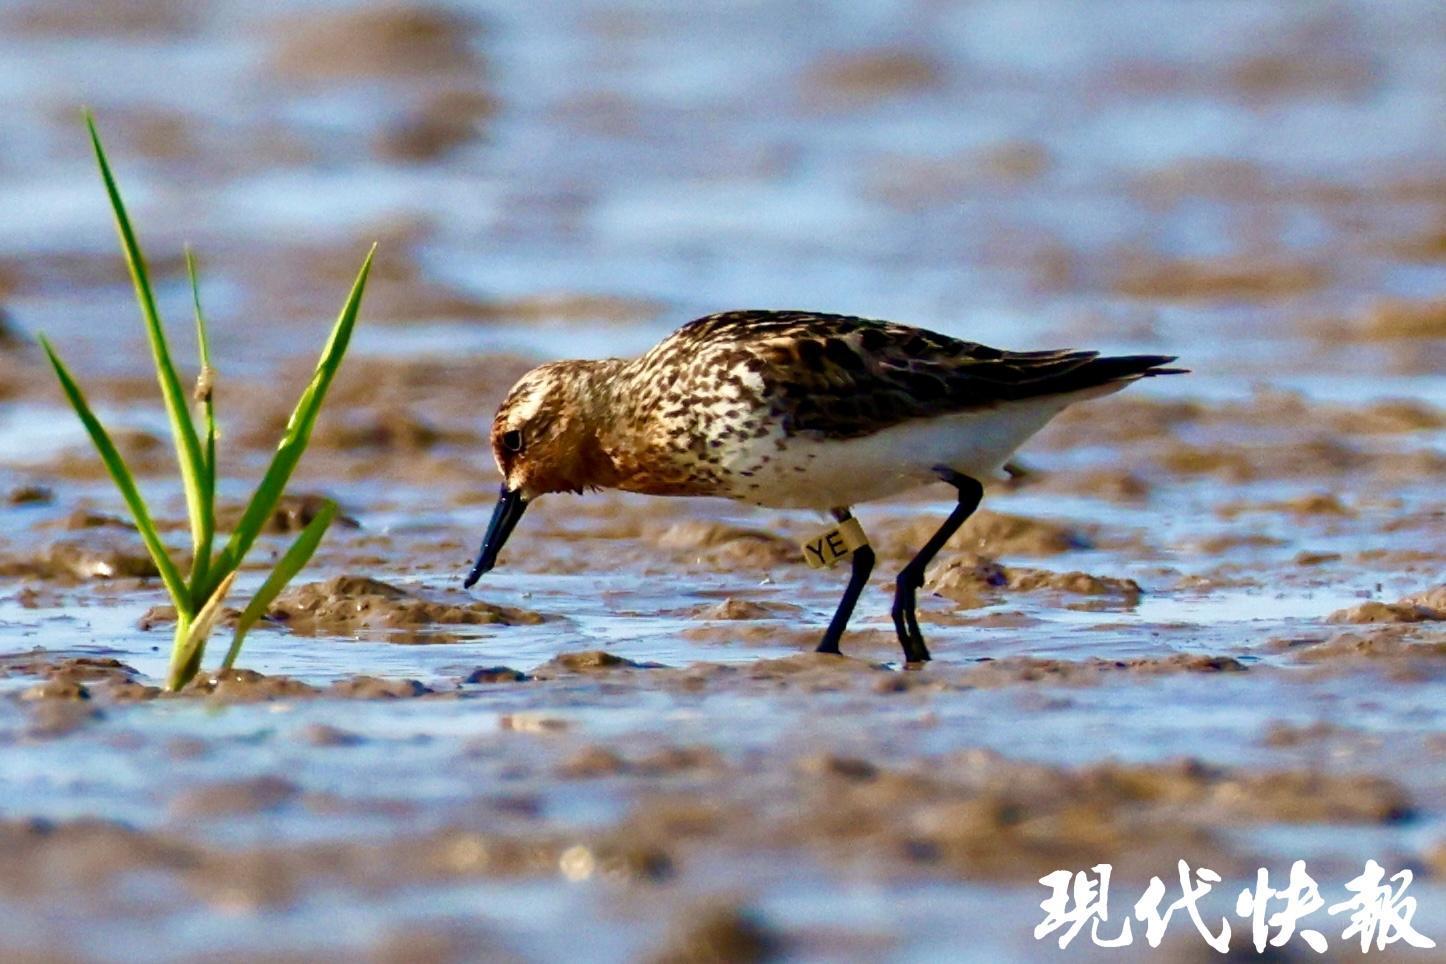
(464, 311), (1183, 662)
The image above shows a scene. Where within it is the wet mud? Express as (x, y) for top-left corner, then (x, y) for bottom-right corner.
(1, 0), (1444, 960)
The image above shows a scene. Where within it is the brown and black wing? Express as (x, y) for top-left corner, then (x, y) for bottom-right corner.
(681, 310), (1183, 440)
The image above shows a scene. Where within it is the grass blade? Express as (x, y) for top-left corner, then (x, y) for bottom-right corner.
(185, 248), (217, 592)
(86, 113), (209, 577)
(167, 570), (237, 691)
(209, 245), (374, 591)
(39, 335), (190, 611)
(221, 500), (337, 672)
(49, 117), (371, 693)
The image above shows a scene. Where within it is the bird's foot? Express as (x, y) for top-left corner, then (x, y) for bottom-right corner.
(891, 569), (932, 663)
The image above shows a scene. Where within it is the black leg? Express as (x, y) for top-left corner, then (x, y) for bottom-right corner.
(817, 509), (874, 655)
(891, 468), (984, 663)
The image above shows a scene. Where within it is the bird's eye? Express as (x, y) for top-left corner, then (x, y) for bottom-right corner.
(501, 429), (524, 453)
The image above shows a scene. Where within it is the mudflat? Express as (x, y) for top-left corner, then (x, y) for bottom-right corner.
(0, 0), (1442, 959)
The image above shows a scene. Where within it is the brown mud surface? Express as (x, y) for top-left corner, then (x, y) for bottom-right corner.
(1, 0), (1444, 960)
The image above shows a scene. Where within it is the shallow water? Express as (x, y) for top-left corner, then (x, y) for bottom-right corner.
(1, 0), (1444, 961)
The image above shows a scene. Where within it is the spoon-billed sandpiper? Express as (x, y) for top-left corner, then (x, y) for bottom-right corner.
(464, 310), (1183, 662)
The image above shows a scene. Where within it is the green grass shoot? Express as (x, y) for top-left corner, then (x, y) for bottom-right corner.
(39, 113), (374, 691)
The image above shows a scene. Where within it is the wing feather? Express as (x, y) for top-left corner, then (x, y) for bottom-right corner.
(669, 310), (1182, 440)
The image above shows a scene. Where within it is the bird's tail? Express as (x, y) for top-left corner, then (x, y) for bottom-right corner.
(993, 352), (1187, 401)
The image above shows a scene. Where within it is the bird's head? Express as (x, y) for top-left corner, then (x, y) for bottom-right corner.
(464, 361), (614, 587)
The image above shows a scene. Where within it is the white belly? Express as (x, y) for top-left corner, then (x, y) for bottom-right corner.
(722, 395), (1085, 509)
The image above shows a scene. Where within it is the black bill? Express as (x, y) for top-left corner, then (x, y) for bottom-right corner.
(463, 485), (528, 587)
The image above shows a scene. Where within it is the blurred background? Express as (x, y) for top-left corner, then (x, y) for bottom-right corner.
(1, 0), (1441, 394)
(1, 4), (1444, 960)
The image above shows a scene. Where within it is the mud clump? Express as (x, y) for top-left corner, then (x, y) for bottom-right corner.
(0, 653), (139, 684)
(377, 87), (497, 162)
(649, 903), (781, 964)
(878, 509), (1090, 561)
(19, 676), (91, 701)
(1219, 492), (1354, 518)
(554, 650), (638, 672)
(45, 426), (171, 480)
(269, 575), (542, 642)
(654, 522), (796, 568)
(803, 48), (943, 106)
(953, 654), (1247, 689)
(187, 669), (322, 703)
(0, 818), (193, 901)
(929, 554), (1141, 608)
(241, 258), (500, 344)
(271, 4), (482, 82)
(0, 817), (575, 916)
(1154, 437), (1377, 482)
(0, 650), (472, 704)
(687, 599), (796, 620)
(321, 409), (474, 453)
(170, 776), (300, 819)
(3, 654), (148, 720)
(1284, 492), (1353, 515)
(449, 291), (664, 326)
(1284, 626), (1446, 666)
(1261, 721), (1345, 748)
(558, 745), (628, 778)
(365, 924), (505, 964)
(0, 306), (26, 350)
(1391, 227), (1446, 262)
(271, 494), (361, 531)
(721, 653), (886, 694)
(138, 604), (223, 632)
(1341, 398), (1445, 434)
(296, 723), (364, 747)
(1189, 766), (1411, 823)
(560, 744), (723, 780)
(23, 699), (104, 738)
(747, 653), (880, 679)
(1005, 568), (1141, 601)
(330, 676), (433, 699)
(1327, 601), (1441, 625)
(1032, 467), (1151, 502)
(1154, 654), (1247, 673)
(925, 553), (1008, 598)
(1357, 298), (1446, 339)
(1114, 255), (1326, 301)
(10, 536), (161, 581)
(500, 712), (569, 733)
(1408, 585), (1446, 611)
(6, 484), (52, 505)
(1227, 50), (1373, 100)
(960, 508), (1093, 554)
(463, 666), (529, 683)
(4, 0), (201, 38)
(959, 509), (1093, 555)
(534, 650), (660, 678)
(52, 508), (138, 530)
(91, 681), (163, 703)
(214, 492), (360, 534)
(1327, 585), (1445, 624)
(797, 753), (879, 782)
